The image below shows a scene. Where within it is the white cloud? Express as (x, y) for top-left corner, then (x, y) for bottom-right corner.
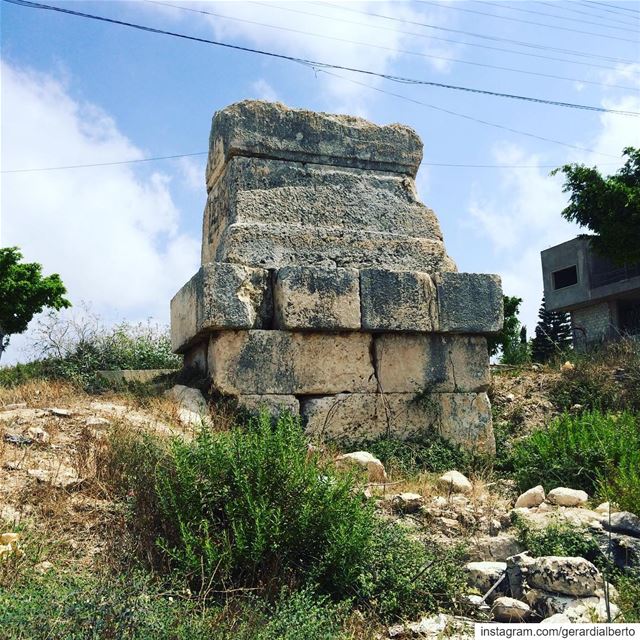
(1, 59), (200, 361)
(177, 155), (205, 191)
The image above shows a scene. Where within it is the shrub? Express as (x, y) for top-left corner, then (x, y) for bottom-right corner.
(111, 412), (375, 599)
(354, 520), (466, 620)
(510, 410), (640, 499)
(550, 338), (640, 413)
(599, 448), (640, 515)
(617, 570), (640, 623)
(513, 515), (604, 568)
(354, 432), (474, 477)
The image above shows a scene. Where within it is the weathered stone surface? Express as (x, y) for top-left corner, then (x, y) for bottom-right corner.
(439, 392), (495, 454)
(274, 266), (360, 330)
(202, 157), (446, 262)
(438, 470), (473, 494)
(465, 561), (507, 595)
(514, 485), (546, 509)
(465, 534), (525, 562)
(602, 511), (640, 538)
(215, 223), (450, 272)
(526, 589), (618, 623)
(334, 451), (387, 483)
(435, 272), (503, 334)
(235, 395), (300, 417)
(206, 100), (423, 190)
(393, 493), (424, 513)
(360, 269), (437, 331)
(97, 369), (176, 384)
(164, 385), (211, 427)
(527, 556), (600, 597)
(208, 330), (376, 395)
(492, 597), (531, 622)
(170, 263), (271, 352)
(183, 341), (208, 373)
(374, 334), (490, 393)
(302, 393), (439, 443)
(547, 487), (589, 507)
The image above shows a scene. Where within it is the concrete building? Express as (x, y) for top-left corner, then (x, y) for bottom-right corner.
(541, 237), (640, 349)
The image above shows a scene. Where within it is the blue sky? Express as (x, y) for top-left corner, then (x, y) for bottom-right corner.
(2, 0), (639, 362)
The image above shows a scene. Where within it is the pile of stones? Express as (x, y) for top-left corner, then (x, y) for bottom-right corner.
(171, 101), (502, 451)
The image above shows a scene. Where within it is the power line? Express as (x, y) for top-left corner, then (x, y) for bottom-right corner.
(581, 0), (640, 16)
(145, 0), (639, 93)
(416, 0), (639, 41)
(318, 69), (620, 159)
(1, 152), (208, 173)
(534, 1), (634, 28)
(1, 151), (622, 174)
(311, 0), (639, 66)
(251, 1), (630, 74)
(5, 0), (637, 117)
(473, 0), (638, 31)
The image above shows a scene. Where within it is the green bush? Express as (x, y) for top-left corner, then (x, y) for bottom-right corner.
(513, 516), (604, 569)
(109, 413), (464, 621)
(354, 432), (474, 477)
(0, 318), (180, 390)
(599, 448), (640, 515)
(112, 412), (375, 600)
(617, 570), (640, 623)
(354, 520), (466, 620)
(510, 411), (640, 503)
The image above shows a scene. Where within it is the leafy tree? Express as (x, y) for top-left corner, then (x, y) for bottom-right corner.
(531, 296), (572, 363)
(0, 247), (70, 361)
(552, 147), (640, 265)
(487, 295), (530, 364)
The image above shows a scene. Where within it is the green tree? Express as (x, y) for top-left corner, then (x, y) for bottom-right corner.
(531, 296), (572, 363)
(488, 295), (530, 364)
(553, 147), (640, 265)
(0, 247), (71, 361)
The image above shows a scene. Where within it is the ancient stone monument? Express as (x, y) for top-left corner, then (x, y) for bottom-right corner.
(171, 101), (502, 453)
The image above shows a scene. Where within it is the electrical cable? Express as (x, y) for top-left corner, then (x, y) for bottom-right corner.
(4, 0), (634, 115)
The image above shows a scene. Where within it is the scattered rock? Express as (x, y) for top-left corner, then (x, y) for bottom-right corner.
(594, 502), (611, 515)
(492, 596), (531, 622)
(514, 485), (545, 509)
(461, 594), (489, 613)
(526, 588), (618, 623)
(388, 613), (474, 639)
(28, 464), (83, 490)
(546, 487), (588, 507)
(0, 506), (21, 525)
(602, 511), (640, 538)
(437, 470), (472, 494)
(595, 530), (640, 569)
(3, 433), (33, 446)
(334, 451), (387, 483)
(392, 492), (423, 513)
(527, 556), (599, 597)
(465, 561), (507, 595)
(27, 426), (50, 444)
(47, 408), (72, 417)
(570, 404), (583, 412)
(505, 393), (515, 403)
(164, 384), (211, 427)
(506, 552), (535, 600)
(1, 402), (27, 410)
(0, 532), (19, 545)
(561, 361), (575, 372)
(465, 534), (525, 562)
(34, 560), (54, 574)
(540, 613), (572, 624)
(85, 416), (111, 427)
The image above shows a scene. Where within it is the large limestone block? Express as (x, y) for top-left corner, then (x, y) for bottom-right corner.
(208, 330), (376, 395)
(215, 222), (452, 272)
(201, 157), (445, 262)
(302, 393), (439, 443)
(374, 334), (490, 393)
(206, 100), (422, 189)
(439, 392), (495, 454)
(360, 269), (438, 332)
(170, 263), (271, 352)
(274, 266), (360, 330)
(527, 556), (600, 597)
(435, 272), (503, 334)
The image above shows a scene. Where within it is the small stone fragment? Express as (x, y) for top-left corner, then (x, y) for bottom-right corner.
(465, 561), (507, 595)
(437, 470), (472, 494)
(547, 487), (588, 507)
(392, 493), (424, 513)
(334, 451), (387, 483)
(27, 426), (50, 444)
(85, 417), (111, 427)
(0, 532), (19, 545)
(561, 361), (575, 372)
(48, 408), (72, 417)
(34, 560), (54, 574)
(492, 596), (531, 622)
(514, 485), (545, 509)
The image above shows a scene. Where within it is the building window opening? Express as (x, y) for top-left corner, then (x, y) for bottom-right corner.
(553, 265), (578, 290)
